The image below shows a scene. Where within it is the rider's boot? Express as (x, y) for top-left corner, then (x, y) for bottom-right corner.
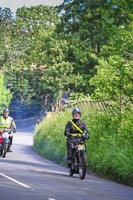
(67, 157), (72, 167)
(7, 145), (12, 152)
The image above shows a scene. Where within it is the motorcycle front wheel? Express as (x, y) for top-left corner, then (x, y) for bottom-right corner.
(79, 151), (87, 180)
(2, 142), (8, 158)
(0, 148), (3, 156)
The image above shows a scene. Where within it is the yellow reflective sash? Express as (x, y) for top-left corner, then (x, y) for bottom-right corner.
(0, 116), (12, 129)
(70, 120), (83, 135)
(71, 133), (82, 137)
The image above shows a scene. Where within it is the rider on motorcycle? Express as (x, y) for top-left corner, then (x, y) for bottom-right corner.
(0, 108), (16, 152)
(64, 107), (89, 165)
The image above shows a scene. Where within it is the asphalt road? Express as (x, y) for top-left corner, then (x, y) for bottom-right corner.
(0, 127), (132, 200)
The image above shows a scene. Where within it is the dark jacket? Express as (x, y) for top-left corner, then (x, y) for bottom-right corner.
(64, 118), (89, 139)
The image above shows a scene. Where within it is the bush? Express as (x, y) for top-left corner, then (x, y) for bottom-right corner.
(33, 111), (71, 165)
(86, 108), (133, 185)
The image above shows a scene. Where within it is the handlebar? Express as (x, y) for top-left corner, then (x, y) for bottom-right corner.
(70, 136), (84, 143)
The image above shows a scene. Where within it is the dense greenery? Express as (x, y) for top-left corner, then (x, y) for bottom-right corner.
(33, 103), (133, 185)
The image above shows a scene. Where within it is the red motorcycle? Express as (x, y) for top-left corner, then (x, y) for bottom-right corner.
(0, 129), (10, 158)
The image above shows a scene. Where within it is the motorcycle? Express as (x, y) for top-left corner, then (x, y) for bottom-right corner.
(0, 129), (10, 158)
(68, 135), (88, 180)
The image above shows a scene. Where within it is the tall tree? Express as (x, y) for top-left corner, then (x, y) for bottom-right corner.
(89, 0), (133, 111)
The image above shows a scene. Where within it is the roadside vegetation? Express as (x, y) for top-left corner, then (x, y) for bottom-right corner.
(33, 103), (133, 186)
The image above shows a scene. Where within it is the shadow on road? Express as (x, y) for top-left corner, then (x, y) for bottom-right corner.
(0, 157), (69, 178)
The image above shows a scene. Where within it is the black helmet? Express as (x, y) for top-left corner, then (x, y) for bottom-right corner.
(3, 108), (9, 113)
(72, 107), (81, 117)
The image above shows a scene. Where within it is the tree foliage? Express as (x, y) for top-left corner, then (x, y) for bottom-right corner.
(0, 1), (132, 114)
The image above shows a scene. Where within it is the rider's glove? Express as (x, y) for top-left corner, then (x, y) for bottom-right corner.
(3, 128), (9, 133)
(66, 132), (71, 138)
(83, 131), (89, 139)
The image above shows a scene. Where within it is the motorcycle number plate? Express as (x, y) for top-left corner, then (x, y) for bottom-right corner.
(78, 144), (85, 151)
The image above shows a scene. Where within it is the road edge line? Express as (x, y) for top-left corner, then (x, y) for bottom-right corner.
(0, 173), (31, 189)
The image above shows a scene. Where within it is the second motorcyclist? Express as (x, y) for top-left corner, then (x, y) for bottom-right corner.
(0, 108), (16, 152)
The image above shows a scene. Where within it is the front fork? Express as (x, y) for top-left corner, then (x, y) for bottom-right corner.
(3, 137), (10, 144)
(78, 149), (87, 165)
(2, 135), (10, 151)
